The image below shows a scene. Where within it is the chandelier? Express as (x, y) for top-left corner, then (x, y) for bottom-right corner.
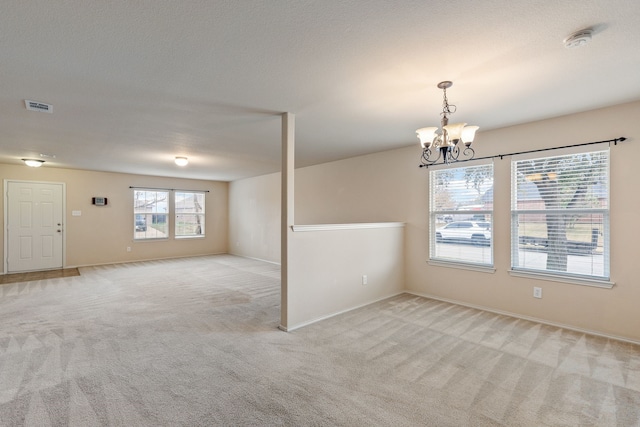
(417, 81), (479, 166)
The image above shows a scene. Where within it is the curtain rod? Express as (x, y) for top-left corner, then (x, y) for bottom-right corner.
(129, 186), (210, 193)
(419, 136), (627, 168)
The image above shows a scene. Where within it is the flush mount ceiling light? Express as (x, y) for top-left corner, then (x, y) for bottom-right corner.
(22, 159), (45, 167)
(174, 156), (189, 166)
(416, 81), (479, 167)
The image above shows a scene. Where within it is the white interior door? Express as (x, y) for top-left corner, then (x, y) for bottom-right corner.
(6, 181), (64, 272)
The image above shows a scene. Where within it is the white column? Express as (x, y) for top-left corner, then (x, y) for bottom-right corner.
(280, 112), (294, 330)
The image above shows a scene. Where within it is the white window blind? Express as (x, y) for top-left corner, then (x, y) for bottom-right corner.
(430, 163), (494, 267)
(511, 149), (609, 280)
(175, 191), (205, 238)
(134, 189), (169, 240)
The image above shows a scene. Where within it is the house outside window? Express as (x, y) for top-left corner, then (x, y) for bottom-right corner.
(511, 149), (609, 281)
(430, 163), (494, 268)
(134, 190), (169, 240)
(175, 191), (205, 238)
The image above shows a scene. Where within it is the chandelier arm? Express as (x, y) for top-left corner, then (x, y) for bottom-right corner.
(450, 144), (460, 161)
(418, 144), (477, 167)
(461, 146), (475, 160)
(420, 147), (444, 166)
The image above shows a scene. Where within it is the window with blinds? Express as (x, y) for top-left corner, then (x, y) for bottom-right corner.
(511, 149), (609, 280)
(430, 163), (494, 267)
(175, 191), (205, 238)
(134, 189), (169, 240)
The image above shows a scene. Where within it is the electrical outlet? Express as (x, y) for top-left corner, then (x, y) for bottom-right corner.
(533, 287), (542, 299)
(362, 275), (367, 285)
(126, 247), (131, 252)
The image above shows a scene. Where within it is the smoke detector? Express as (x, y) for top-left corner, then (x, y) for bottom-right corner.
(563, 29), (593, 49)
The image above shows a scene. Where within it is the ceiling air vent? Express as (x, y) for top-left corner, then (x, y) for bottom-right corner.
(25, 100), (53, 113)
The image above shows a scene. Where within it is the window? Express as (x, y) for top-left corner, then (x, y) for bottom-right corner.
(175, 191), (205, 238)
(511, 149), (609, 281)
(134, 190), (169, 239)
(430, 163), (494, 267)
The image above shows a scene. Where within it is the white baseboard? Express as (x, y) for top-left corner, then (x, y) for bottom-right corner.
(405, 290), (640, 346)
(234, 254), (281, 266)
(66, 252), (228, 270)
(279, 291), (405, 332)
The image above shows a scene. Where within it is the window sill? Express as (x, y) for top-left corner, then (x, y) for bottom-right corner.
(175, 235), (205, 239)
(508, 269), (614, 289)
(428, 259), (496, 274)
(134, 237), (169, 242)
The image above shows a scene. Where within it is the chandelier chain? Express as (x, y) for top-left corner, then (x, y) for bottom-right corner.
(441, 87), (457, 118)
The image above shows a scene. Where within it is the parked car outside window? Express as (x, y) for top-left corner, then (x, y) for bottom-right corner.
(135, 216), (147, 232)
(435, 221), (491, 246)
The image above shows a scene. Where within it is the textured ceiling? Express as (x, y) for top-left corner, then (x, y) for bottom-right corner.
(1, 0), (639, 181)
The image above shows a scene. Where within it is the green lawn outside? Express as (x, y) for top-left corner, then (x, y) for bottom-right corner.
(518, 222), (601, 244)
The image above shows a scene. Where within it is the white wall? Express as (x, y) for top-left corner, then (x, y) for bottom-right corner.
(287, 224), (405, 329)
(229, 172), (280, 263)
(228, 100), (640, 342)
(295, 147), (423, 224)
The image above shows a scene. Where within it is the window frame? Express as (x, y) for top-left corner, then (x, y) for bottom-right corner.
(428, 162), (495, 272)
(509, 148), (612, 287)
(133, 189), (170, 241)
(174, 191), (206, 239)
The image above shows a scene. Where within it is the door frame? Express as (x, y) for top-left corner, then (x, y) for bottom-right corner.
(3, 179), (67, 274)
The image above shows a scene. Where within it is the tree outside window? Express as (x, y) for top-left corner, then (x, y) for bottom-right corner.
(175, 192), (205, 238)
(511, 150), (609, 279)
(430, 163), (494, 267)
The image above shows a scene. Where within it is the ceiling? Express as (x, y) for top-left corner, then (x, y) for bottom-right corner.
(2, 0), (639, 181)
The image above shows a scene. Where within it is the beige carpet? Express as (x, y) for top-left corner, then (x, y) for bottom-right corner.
(0, 254), (639, 426)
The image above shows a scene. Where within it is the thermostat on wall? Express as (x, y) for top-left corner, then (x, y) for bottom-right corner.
(92, 197), (108, 206)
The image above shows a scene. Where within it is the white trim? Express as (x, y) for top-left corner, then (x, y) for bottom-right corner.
(230, 254), (281, 266)
(291, 222), (405, 232)
(279, 291), (406, 332)
(65, 251), (228, 269)
(405, 291), (640, 346)
(175, 235), (206, 240)
(428, 259), (496, 273)
(508, 269), (614, 289)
